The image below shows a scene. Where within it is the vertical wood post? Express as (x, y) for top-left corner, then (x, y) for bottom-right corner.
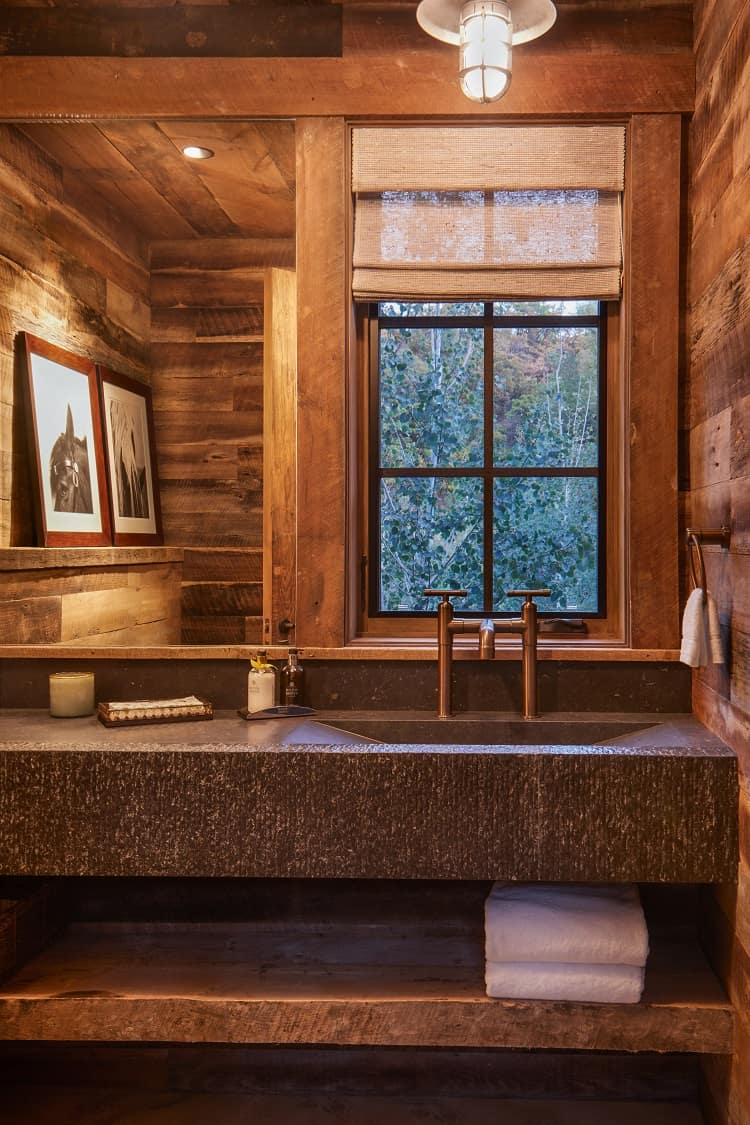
(263, 267), (297, 645)
(624, 114), (682, 649)
(295, 118), (347, 647)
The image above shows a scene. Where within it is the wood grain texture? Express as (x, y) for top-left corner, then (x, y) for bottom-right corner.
(0, 895), (732, 1054)
(624, 115), (682, 650)
(263, 268), (297, 646)
(0, 1041), (700, 1102)
(0, 25), (694, 119)
(0, 1086), (708, 1125)
(0, 4), (343, 58)
(295, 119), (347, 647)
(0, 125), (151, 548)
(689, 11), (750, 1114)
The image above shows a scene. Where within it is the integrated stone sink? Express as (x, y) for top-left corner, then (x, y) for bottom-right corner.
(315, 712), (698, 746)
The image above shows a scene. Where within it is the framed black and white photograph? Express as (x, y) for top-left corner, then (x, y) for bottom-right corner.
(98, 366), (163, 546)
(23, 333), (111, 546)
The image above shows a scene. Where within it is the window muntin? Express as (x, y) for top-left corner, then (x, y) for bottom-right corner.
(369, 300), (606, 617)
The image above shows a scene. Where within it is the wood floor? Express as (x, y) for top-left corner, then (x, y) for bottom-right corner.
(0, 1086), (707, 1124)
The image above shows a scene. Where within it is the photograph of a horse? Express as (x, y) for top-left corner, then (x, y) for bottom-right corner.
(99, 365), (162, 545)
(49, 404), (94, 514)
(108, 398), (149, 520)
(23, 333), (111, 546)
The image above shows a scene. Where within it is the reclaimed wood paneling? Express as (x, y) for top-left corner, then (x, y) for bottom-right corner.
(295, 118), (347, 647)
(625, 115), (682, 650)
(150, 232), (293, 644)
(0, 1042), (700, 1103)
(689, 3), (750, 1122)
(263, 268), (297, 645)
(0, 561), (182, 646)
(0, 4), (344, 58)
(0, 2), (694, 119)
(0, 124), (150, 548)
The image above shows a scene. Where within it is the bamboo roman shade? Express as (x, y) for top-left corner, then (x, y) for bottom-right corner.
(351, 125), (626, 301)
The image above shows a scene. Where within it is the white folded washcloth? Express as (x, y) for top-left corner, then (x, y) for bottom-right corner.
(680, 587), (723, 667)
(485, 960), (645, 1003)
(484, 882), (649, 967)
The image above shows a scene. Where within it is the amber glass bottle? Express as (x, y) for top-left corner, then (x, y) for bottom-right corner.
(280, 648), (305, 707)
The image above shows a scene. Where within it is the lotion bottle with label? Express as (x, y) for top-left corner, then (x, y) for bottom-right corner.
(247, 651), (278, 713)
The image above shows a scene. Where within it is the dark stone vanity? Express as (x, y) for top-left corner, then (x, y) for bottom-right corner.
(0, 711), (737, 883)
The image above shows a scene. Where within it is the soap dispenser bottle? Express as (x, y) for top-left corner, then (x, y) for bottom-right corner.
(247, 651), (278, 714)
(280, 647), (305, 707)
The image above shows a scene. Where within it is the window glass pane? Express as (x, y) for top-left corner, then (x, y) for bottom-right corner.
(493, 300), (598, 316)
(379, 301), (484, 317)
(494, 326), (599, 467)
(380, 478), (483, 611)
(493, 478), (598, 612)
(380, 326), (484, 467)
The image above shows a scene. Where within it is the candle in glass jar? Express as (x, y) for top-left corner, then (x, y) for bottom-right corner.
(49, 672), (95, 717)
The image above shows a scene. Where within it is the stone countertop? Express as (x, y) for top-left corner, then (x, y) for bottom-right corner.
(0, 710), (737, 883)
(0, 710), (734, 757)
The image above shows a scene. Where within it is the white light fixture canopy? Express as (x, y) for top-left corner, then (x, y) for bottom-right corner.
(417, 0), (556, 46)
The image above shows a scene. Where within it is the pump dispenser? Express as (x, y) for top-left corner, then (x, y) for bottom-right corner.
(247, 651), (278, 713)
(280, 648), (305, 707)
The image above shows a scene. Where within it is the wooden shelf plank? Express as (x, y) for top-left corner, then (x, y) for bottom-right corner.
(0, 547), (183, 570)
(0, 920), (732, 1054)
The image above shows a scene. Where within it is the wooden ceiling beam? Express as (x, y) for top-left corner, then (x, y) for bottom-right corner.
(0, 51), (694, 118)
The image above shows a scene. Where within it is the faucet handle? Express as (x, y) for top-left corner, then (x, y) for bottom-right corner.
(423, 589), (468, 603)
(506, 588), (552, 603)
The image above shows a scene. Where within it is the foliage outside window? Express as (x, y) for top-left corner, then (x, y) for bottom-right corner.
(369, 300), (606, 618)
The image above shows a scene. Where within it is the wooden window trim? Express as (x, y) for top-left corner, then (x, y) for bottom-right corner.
(292, 116), (681, 656)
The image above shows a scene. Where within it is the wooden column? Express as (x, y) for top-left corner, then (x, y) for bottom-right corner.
(263, 267), (297, 645)
(295, 118), (347, 648)
(624, 114), (682, 649)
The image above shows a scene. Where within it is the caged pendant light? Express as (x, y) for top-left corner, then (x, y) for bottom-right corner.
(416, 0), (557, 103)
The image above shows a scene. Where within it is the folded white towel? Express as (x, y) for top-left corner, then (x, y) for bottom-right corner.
(680, 588), (724, 667)
(484, 882), (649, 967)
(485, 960), (645, 1003)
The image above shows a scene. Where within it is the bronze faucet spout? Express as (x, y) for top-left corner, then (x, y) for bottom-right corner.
(423, 588), (550, 720)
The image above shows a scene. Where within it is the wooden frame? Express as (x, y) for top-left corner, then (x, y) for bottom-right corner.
(98, 366), (163, 546)
(22, 333), (111, 547)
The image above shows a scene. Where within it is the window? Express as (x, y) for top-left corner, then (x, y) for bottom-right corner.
(366, 299), (606, 619)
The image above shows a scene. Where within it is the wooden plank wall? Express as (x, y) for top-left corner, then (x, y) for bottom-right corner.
(0, 124), (150, 549)
(0, 555), (182, 646)
(688, 1), (750, 1122)
(150, 237), (293, 644)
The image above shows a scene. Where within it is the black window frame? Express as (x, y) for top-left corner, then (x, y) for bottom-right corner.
(367, 300), (608, 618)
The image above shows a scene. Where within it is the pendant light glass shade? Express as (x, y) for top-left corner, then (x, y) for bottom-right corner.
(459, 1), (512, 103)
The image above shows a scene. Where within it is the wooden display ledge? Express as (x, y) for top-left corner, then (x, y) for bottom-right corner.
(0, 915), (731, 1054)
(0, 547), (184, 570)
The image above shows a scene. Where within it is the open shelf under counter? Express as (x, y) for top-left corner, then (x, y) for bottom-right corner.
(0, 890), (732, 1055)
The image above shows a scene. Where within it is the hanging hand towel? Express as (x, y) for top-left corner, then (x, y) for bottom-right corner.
(680, 587), (723, 667)
(680, 587), (707, 667)
(484, 882), (649, 967)
(485, 960), (645, 1003)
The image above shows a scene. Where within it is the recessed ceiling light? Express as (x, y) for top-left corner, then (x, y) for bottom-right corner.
(182, 145), (214, 160)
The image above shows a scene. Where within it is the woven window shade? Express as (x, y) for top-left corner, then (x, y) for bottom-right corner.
(352, 126), (626, 301)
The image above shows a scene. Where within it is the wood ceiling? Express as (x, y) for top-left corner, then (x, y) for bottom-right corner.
(18, 119), (296, 242)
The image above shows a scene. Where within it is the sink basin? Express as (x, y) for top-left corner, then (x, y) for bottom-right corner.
(316, 713), (666, 746)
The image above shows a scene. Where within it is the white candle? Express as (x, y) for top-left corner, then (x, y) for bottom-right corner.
(49, 672), (96, 717)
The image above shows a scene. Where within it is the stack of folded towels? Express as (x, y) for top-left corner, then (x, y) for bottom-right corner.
(484, 882), (649, 1003)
